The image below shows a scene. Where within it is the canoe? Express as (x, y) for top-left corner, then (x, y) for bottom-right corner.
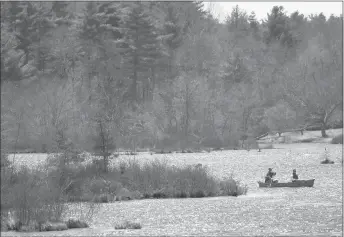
(258, 179), (315, 188)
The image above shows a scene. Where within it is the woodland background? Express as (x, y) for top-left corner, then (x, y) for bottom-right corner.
(1, 1), (342, 154)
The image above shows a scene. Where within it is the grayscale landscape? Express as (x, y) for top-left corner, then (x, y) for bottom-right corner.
(1, 1), (342, 236)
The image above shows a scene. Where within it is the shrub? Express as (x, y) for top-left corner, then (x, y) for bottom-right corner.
(38, 221), (68, 231)
(5, 151), (249, 209)
(66, 218), (89, 229)
(89, 179), (107, 195)
(109, 181), (123, 195)
(331, 134), (343, 144)
(0, 164), (68, 231)
(190, 190), (206, 198)
(114, 221), (142, 229)
(220, 176), (248, 196)
(152, 189), (168, 199)
(175, 191), (188, 198)
(131, 190), (142, 200)
(299, 138), (315, 143)
(92, 194), (113, 203)
(1, 215), (8, 232)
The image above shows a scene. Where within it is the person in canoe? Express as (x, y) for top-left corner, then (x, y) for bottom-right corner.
(292, 169), (299, 182)
(265, 168), (276, 183)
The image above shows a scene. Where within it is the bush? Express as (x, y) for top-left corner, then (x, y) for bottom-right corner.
(109, 159), (245, 198)
(38, 221), (68, 231)
(190, 190), (206, 198)
(116, 187), (132, 200)
(66, 218), (89, 229)
(4, 152), (248, 212)
(109, 181), (123, 195)
(331, 134), (343, 144)
(0, 163), (69, 232)
(131, 190), (142, 200)
(114, 221), (142, 230)
(220, 176), (248, 196)
(175, 191), (188, 198)
(92, 194), (113, 203)
(152, 189), (168, 199)
(89, 179), (107, 195)
(298, 138), (315, 143)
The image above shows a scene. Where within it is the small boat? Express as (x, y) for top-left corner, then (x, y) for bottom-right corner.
(258, 179), (315, 188)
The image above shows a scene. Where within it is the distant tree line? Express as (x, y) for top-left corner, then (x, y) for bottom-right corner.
(1, 1), (342, 154)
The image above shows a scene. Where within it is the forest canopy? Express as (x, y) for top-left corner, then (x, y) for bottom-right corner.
(1, 1), (342, 153)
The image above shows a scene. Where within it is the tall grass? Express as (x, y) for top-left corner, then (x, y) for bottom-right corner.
(50, 157), (248, 200)
(1, 165), (66, 230)
(1, 153), (96, 232)
(1, 152), (248, 232)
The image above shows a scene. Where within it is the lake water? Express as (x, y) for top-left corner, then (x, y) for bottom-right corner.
(2, 143), (342, 236)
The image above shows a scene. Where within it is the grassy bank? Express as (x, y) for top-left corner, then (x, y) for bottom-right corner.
(1, 153), (247, 232)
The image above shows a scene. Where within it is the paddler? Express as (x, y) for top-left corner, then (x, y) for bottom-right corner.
(265, 168), (276, 183)
(292, 169), (299, 181)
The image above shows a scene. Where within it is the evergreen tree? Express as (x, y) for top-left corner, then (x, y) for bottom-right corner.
(1, 21), (23, 83)
(79, 2), (103, 44)
(222, 53), (251, 88)
(51, 1), (69, 18)
(3, 2), (54, 74)
(98, 2), (122, 40)
(160, 4), (183, 80)
(226, 5), (249, 32)
(248, 11), (258, 31)
(194, 1), (207, 17)
(264, 6), (289, 45)
(122, 2), (161, 102)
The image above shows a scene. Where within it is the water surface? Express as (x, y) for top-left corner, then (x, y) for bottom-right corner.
(3, 144), (342, 236)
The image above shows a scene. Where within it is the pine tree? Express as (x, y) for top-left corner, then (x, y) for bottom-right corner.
(222, 53), (251, 87)
(160, 4), (183, 80)
(4, 2), (54, 74)
(98, 2), (122, 40)
(264, 6), (290, 46)
(248, 11), (258, 31)
(1, 21), (23, 83)
(79, 2), (102, 44)
(122, 2), (161, 102)
(51, 1), (69, 18)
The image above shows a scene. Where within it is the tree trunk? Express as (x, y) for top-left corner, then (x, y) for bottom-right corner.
(184, 83), (190, 147)
(99, 121), (108, 173)
(321, 123), (327, 138)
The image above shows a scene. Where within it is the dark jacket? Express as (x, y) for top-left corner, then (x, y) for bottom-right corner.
(293, 173), (299, 180)
(266, 171), (275, 178)
(265, 170), (276, 183)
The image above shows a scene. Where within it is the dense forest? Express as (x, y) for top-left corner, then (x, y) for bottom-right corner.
(1, 1), (343, 154)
